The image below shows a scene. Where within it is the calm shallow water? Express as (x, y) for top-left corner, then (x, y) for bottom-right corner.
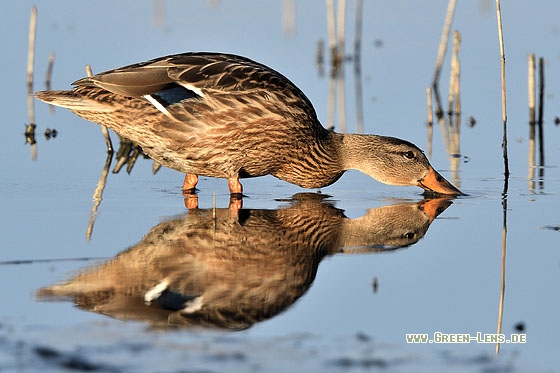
(1, 1), (560, 372)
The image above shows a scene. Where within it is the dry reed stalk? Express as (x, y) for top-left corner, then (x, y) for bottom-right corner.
(537, 57), (545, 169)
(336, 68), (347, 133)
(86, 153), (112, 240)
(447, 31), (461, 115)
(496, 0), (509, 178)
(326, 0), (338, 67)
(426, 87), (433, 159)
(496, 204), (507, 355)
(27, 6), (37, 92)
(152, 0), (166, 28)
(495, 0), (508, 354)
(432, 0), (457, 87)
(26, 6), (38, 161)
(353, 0), (364, 133)
(282, 0), (296, 37)
(45, 51), (56, 114)
(528, 54), (536, 190)
(449, 31), (461, 186)
(336, 0), (346, 60)
(45, 52), (55, 90)
(152, 161), (162, 174)
(86, 64), (114, 153)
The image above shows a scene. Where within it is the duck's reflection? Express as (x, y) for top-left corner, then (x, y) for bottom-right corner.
(38, 193), (453, 330)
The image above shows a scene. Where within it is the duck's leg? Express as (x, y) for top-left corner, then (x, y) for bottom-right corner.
(227, 177), (243, 195)
(227, 177), (243, 215)
(182, 173), (198, 195)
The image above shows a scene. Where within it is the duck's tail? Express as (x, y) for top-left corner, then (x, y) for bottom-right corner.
(35, 90), (115, 112)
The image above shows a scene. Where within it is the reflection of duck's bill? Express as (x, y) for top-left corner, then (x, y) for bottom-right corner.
(419, 197), (453, 222)
(417, 167), (463, 196)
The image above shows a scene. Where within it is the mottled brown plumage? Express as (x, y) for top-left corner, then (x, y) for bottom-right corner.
(35, 52), (462, 195)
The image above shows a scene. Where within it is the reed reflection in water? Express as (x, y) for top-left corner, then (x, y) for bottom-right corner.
(38, 193), (454, 330)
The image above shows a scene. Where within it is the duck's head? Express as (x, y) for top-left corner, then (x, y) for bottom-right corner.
(343, 135), (463, 196)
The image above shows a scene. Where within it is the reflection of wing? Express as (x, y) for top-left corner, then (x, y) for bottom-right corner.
(37, 194), (451, 329)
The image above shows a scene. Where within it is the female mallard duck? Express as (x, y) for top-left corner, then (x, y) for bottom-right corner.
(36, 52), (462, 196)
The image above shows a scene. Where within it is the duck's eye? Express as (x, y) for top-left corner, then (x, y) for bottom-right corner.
(403, 232), (416, 239)
(403, 151), (415, 159)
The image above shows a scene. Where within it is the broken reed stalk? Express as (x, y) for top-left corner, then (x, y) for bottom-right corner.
(432, 0), (457, 87)
(528, 54), (536, 190)
(537, 57), (545, 169)
(86, 64), (114, 153)
(426, 87), (433, 159)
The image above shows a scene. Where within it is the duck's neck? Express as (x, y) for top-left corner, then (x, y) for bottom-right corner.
(275, 132), (382, 189)
(337, 133), (389, 182)
(338, 133), (379, 167)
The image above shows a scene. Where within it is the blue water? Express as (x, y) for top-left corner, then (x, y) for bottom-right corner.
(1, 1), (559, 371)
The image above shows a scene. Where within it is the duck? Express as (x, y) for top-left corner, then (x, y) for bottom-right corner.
(35, 52), (462, 196)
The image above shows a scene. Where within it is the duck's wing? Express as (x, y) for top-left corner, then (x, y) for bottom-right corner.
(73, 52), (317, 119)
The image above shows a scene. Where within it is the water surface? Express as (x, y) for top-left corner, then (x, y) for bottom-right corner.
(1, 1), (559, 371)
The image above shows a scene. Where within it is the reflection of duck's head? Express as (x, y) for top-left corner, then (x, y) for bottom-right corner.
(339, 197), (453, 251)
(37, 194), (453, 330)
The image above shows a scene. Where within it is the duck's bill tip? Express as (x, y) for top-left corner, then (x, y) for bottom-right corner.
(418, 167), (464, 196)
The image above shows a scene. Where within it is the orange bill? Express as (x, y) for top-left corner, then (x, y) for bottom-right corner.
(417, 167), (463, 196)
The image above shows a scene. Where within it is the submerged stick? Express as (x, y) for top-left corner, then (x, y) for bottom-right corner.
(432, 0), (457, 87)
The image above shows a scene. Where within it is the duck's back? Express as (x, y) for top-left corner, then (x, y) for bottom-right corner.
(37, 52), (340, 187)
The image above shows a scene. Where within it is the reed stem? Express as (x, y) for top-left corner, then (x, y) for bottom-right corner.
(495, 0), (508, 355)
(27, 6), (37, 93)
(432, 0), (456, 87)
(426, 87), (433, 159)
(528, 54), (535, 190)
(496, 0), (509, 178)
(537, 57), (545, 169)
